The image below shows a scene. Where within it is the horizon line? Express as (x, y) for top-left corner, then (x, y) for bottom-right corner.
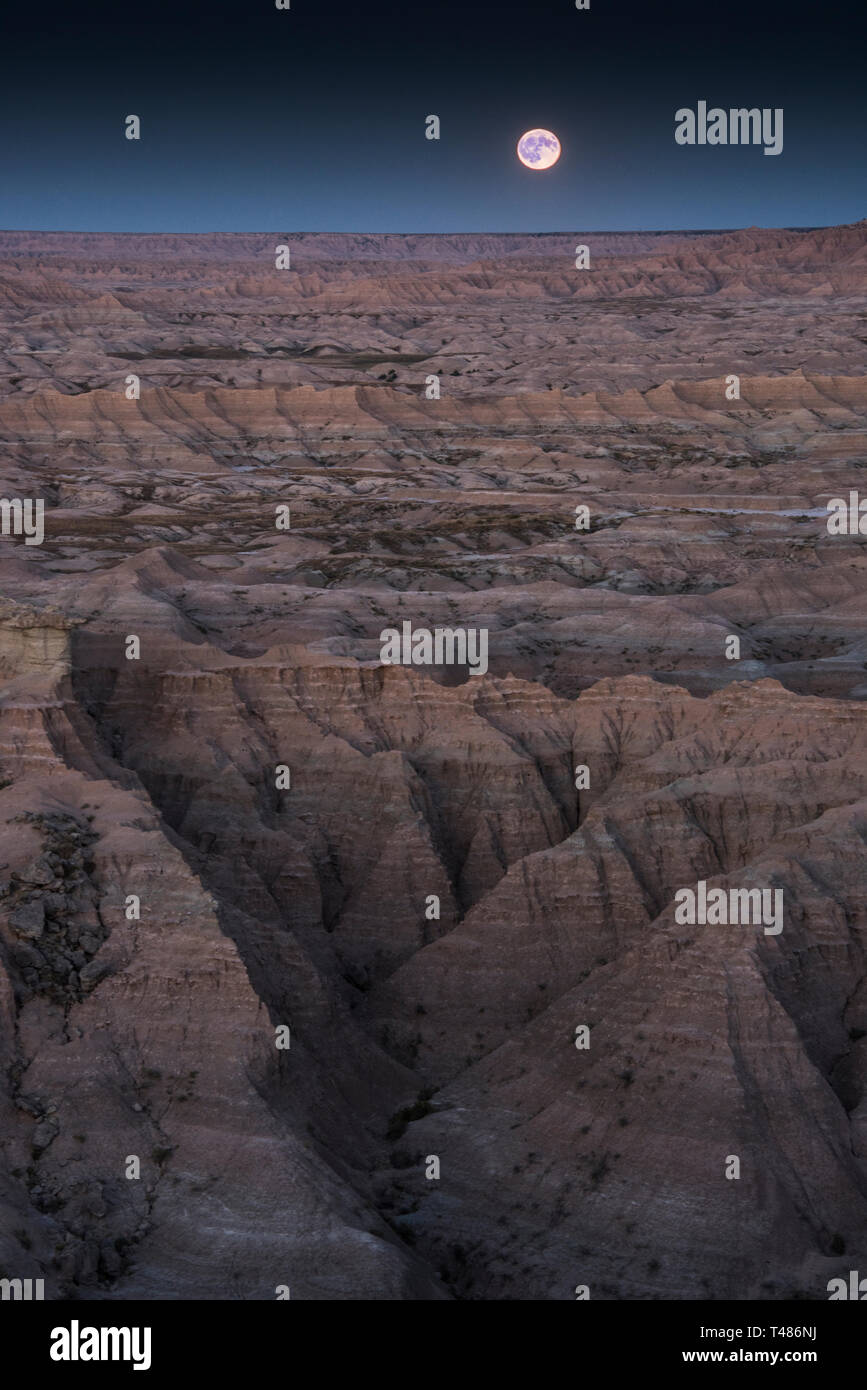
(0, 224), (837, 238)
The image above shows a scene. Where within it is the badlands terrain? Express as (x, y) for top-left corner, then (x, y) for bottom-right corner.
(0, 223), (865, 1299)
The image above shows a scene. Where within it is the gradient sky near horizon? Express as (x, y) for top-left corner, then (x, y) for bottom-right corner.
(1, 0), (864, 233)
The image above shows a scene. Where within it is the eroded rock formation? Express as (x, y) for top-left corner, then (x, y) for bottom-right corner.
(0, 225), (865, 1299)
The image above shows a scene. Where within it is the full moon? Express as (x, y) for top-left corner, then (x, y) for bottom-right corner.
(517, 129), (561, 170)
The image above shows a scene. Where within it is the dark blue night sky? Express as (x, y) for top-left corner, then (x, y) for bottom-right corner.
(1, 0), (863, 232)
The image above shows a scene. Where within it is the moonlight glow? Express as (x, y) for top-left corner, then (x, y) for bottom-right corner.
(517, 129), (561, 170)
